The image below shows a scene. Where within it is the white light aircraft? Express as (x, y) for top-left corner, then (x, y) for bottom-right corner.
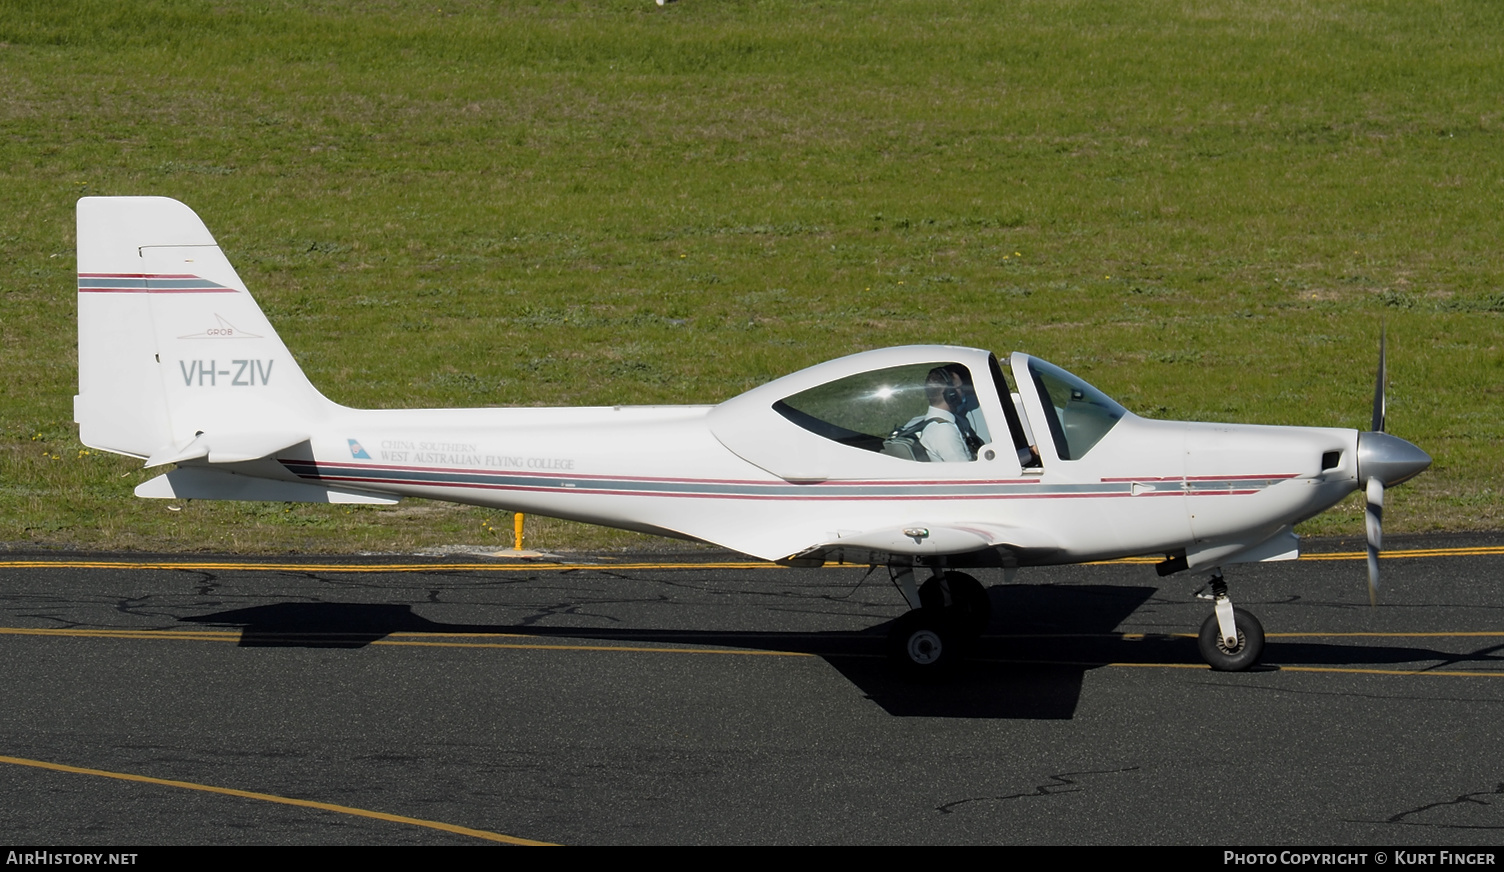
(75, 197), (1431, 674)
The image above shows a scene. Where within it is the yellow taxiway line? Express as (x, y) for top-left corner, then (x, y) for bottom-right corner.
(1005, 631), (1504, 640)
(1091, 545), (1504, 565)
(5, 627), (1501, 679)
(0, 544), (1499, 574)
(0, 558), (775, 572)
(1064, 662), (1504, 678)
(0, 626), (813, 656)
(0, 754), (554, 845)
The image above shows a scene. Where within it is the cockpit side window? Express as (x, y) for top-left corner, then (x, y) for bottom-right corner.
(1025, 358), (1126, 460)
(773, 362), (990, 462)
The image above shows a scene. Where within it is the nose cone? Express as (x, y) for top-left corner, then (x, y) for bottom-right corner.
(1357, 431), (1432, 487)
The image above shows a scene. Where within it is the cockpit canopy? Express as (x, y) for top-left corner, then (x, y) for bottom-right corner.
(706, 345), (1127, 481)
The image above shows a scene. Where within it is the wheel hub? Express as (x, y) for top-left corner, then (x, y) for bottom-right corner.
(907, 629), (943, 665)
(1216, 629), (1245, 656)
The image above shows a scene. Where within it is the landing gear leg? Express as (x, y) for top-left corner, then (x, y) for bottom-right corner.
(918, 568), (992, 639)
(890, 565), (923, 611)
(1195, 569), (1265, 672)
(884, 565), (992, 676)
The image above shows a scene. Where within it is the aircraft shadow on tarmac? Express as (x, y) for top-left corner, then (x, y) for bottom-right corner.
(181, 584), (1504, 720)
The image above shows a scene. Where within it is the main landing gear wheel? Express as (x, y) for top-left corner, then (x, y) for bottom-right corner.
(1197, 607), (1265, 672)
(886, 610), (957, 676)
(918, 570), (993, 640)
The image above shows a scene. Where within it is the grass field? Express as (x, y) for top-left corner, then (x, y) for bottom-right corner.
(2, 0), (1501, 553)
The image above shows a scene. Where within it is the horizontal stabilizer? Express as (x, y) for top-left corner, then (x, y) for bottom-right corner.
(136, 467), (399, 505)
(144, 431), (310, 468)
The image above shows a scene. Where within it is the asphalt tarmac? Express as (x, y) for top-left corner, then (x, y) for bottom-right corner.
(1, 533), (1502, 845)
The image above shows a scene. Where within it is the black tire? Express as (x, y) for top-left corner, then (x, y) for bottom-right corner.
(917, 571), (993, 639)
(886, 610), (957, 676)
(1197, 607), (1265, 672)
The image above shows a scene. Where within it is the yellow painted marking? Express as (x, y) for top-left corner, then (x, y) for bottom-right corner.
(982, 660), (1504, 678)
(0, 559), (784, 572)
(1275, 666), (1504, 678)
(3, 544), (1497, 574)
(1266, 631), (1504, 638)
(995, 632), (1197, 640)
(375, 638), (811, 656)
(0, 627), (240, 642)
(1300, 546), (1504, 560)
(995, 631), (1504, 640)
(1137, 662), (1504, 677)
(4, 629), (1500, 680)
(0, 626), (811, 656)
(0, 754), (555, 845)
(10, 625), (1503, 648)
(1092, 545), (1504, 565)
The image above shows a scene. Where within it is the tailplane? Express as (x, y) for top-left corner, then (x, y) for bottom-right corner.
(76, 197), (335, 464)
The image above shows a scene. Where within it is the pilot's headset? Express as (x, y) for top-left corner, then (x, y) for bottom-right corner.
(941, 365), (975, 413)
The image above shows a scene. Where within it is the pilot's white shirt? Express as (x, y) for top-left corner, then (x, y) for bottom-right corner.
(906, 407), (970, 463)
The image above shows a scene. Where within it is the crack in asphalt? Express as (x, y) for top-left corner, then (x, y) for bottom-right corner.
(556, 567), (886, 607)
(514, 595), (676, 628)
(1372, 782), (1504, 830)
(935, 766), (1140, 815)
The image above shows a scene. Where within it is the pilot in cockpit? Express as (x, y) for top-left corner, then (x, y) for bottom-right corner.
(943, 363), (989, 457)
(902, 366), (976, 462)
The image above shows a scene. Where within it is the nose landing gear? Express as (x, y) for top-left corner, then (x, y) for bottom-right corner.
(1195, 569), (1265, 671)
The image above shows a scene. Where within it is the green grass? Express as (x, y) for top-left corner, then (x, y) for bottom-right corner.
(3, 0), (1502, 552)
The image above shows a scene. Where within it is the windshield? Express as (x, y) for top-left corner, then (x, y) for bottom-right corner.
(1025, 358), (1126, 460)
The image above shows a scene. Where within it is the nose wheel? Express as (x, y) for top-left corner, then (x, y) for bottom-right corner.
(1196, 570), (1265, 671)
(1197, 607), (1265, 671)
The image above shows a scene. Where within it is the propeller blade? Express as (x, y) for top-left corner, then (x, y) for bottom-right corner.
(1371, 325), (1387, 433)
(1364, 476), (1384, 606)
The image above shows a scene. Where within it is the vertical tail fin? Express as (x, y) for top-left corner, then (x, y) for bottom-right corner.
(76, 197), (334, 463)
